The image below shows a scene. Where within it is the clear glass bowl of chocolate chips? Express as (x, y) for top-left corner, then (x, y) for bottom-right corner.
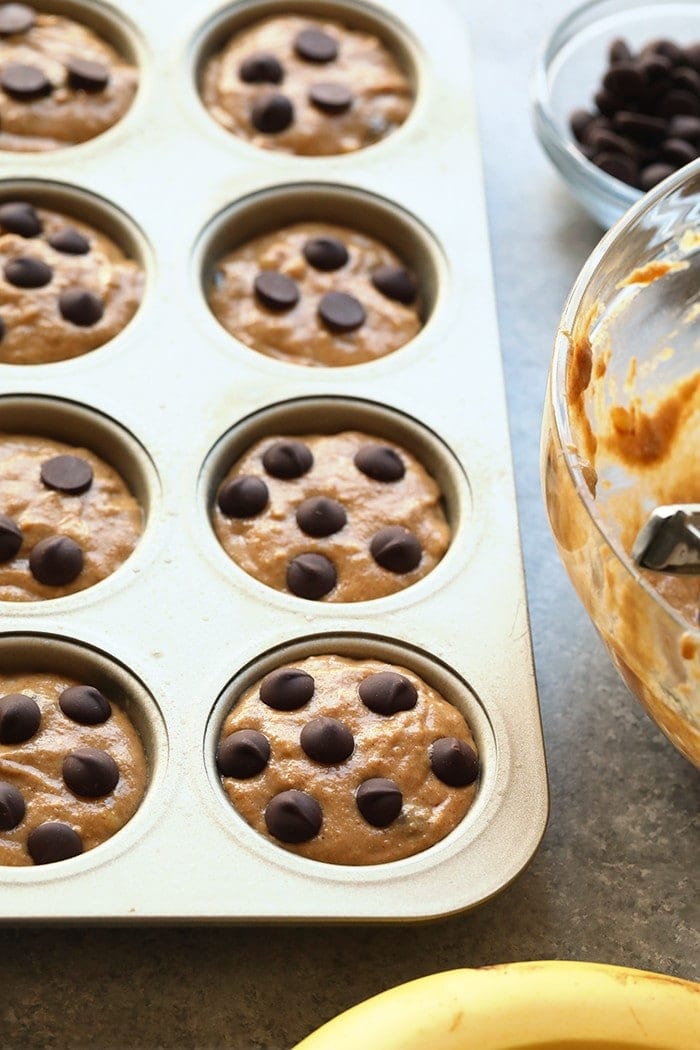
(532, 0), (700, 227)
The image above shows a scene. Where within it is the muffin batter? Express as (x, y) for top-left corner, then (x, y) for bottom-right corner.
(201, 14), (412, 156)
(0, 670), (147, 866)
(217, 654), (479, 865)
(208, 221), (421, 367)
(212, 430), (450, 602)
(0, 432), (142, 601)
(0, 3), (138, 151)
(0, 200), (143, 364)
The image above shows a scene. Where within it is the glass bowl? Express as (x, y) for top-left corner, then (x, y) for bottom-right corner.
(541, 156), (700, 767)
(532, 0), (700, 228)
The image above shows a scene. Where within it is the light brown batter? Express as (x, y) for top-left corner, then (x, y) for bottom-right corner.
(212, 430), (450, 602)
(0, 201), (143, 364)
(0, 671), (147, 866)
(0, 7), (138, 152)
(218, 655), (479, 865)
(0, 433), (142, 601)
(201, 14), (412, 156)
(207, 221), (422, 367)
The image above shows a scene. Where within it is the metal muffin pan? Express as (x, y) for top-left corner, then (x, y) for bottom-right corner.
(0, 0), (547, 921)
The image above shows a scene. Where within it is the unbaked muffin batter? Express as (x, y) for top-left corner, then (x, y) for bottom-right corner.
(201, 14), (412, 155)
(217, 654), (479, 865)
(212, 430), (450, 602)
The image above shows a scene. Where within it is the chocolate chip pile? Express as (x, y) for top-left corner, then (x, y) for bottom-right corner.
(570, 37), (700, 190)
(217, 655), (480, 865)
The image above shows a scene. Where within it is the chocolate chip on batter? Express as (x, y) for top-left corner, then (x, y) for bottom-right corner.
(59, 289), (104, 327)
(40, 454), (94, 495)
(48, 227), (90, 255)
(59, 684), (111, 725)
(29, 535), (84, 586)
(260, 667), (315, 710)
(300, 716), (354, 764)
(294, 27), (338, 64)
(371, 265), (418, 305)
(254, 271), (299, 311)
(356, 777), (402, 827)
(302, 235), (348, 271)
(239, 51), (284, 84)
(217, 729), (270, 779)
(66, 58), (110, 93)
(0, 781), (25, 830)
(295, 496), (347, 537)
(63, 746), (119, 797)
(262, 440), (313, 479)
(359, 671), (418, 715)
(217, 476), (269, 518)
(251, 91), (294, 133)
(0, 692), (40, 743)
(265, 789), (322, 843)
(430, 737), (479, 787)
(287, 552), (337, 599)
(354, 445), (405, 482)
(370, 525), (422, 573)
(27, 821), (83, 865)
(0, 200), (42, 237)
(4, 255), (52, 288)
(0, 3), (34, 35)
(308, 82), (354, 114)
(0, 513), (22, 561)
(318, 291), (366, 333)
(0, 62), (52, 100)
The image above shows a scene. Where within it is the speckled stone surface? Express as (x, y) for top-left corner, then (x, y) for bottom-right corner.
(1, 2), (698, 1047)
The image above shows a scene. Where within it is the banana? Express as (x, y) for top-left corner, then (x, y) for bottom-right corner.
(293, 961), (700, 1050)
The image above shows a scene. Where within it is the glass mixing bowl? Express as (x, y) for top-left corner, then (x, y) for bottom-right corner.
(542, 156), (700, 767)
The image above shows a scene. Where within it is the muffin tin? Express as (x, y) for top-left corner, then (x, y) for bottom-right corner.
(0, 0), (547, 921)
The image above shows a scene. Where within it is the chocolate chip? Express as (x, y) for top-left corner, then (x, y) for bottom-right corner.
(0, 692), (40, 743)
(358, 671), (418, 715)
(569, 108), (594, 143)
(302, 235), (348, 271)
(59, 685), (111, 725)
(355, 778), (402, 827)
(309, 82), (353, 114)
(602, 62), (646, 102)
(0, 3), (35, 36)
(371, 264), (418, 305)
(259, 667), (315, 710)
(27, 822), (83, 865)
(592, 150), (639, 186)
(430, 737), (479, 787)
(0, 200), (42, 237)
(294, 27), (338, 64)
(642, 39), (685, 65)
(286, 552), (336, 599)
(300, 717), (354, 764)
(48, 227), (90, 254)
(265, 789), (322, 843)
(0, 781), (25, 830)
(29, 535), (83, 586)
(662, 136), (699, 165)
(669, 113), (700, 143)
(239, 51), (283, 84)
(66, 58), (109, 93)
(217, 729), (270, 778)
(656, 88), (700, 118)
(354, 445), (405, 482)
(0, 513), (22, 561)
(4, 255), (52, 288)
(0, 62), (52, 100)
(639, 162), (675, 190)
(670, 66), (700, 94)
(613, 111), (667, 145)
(59, 288), (104, 326)
(608, 38), (632, 64)
(295, 496), (346, 537)
(40, 454), (93, 495)
(253, 271), (299, 311)
(63, 747), (119, 797)
(217, 476), (269, 518)
(262, 440), (313, 479)
(370, 525), (422, 573)
(318, 291), (365, 333)
(251, 92), (294, 133)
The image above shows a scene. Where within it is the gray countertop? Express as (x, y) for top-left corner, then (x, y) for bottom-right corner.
(2, 1), (698, 1047)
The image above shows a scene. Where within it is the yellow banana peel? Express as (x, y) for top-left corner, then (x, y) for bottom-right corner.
(294, 961), (699, 1050)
